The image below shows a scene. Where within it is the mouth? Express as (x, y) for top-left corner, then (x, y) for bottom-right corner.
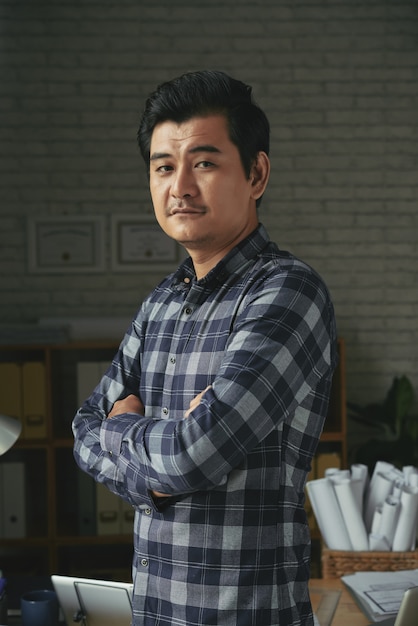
(169, 205), (206, 217)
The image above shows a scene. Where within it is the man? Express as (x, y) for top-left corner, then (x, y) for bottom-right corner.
(73, 70), (337, 626)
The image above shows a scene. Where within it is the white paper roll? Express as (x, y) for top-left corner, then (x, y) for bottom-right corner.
(392, 485), (418, 551)
(333, 478), (369, 551)
(409, 473), (418, 488)
(369, 533), (391, 551)
(350, 478), (365, 517)
(364, 471), (396, 532)
(351, 463), (369, 499)
(325, 468), (350, 479)
(392, 479), (404, 499)
(379, 496), (401, 548)
(306, 478), (352, 550)
(370, 506), (382, 535)
(403, 466), (416, 482)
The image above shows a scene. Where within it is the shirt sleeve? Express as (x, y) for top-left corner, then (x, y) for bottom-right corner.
(72, 316), (158, 507)
(73, 264), (337, 508)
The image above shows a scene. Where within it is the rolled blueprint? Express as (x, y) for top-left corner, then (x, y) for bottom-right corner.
(306, 477), (352, 550)
(332, 477), (369, 551)
(392, 479), (404, 499)
(392, 485), (418, 551)
(364, 470), (396, 532)
(369, 533), (391, 551)
(325, 468), (350, 479)
(370, 506), (382, 535)
(379, 496), (401, 549)
(349, 478), (365, 517)
(403, 466), (417, 483)
(408, 473), (418, 488)
(351, 463), (369, 513)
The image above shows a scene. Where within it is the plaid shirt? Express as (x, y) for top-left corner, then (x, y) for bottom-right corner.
(73, 224), (337, 626)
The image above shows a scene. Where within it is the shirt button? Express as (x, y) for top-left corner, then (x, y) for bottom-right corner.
(144, 508), (152, 515)
(141, 558), (148, 567)
(170, 356), (176, 364)
(162, 407), (169, 416)
(184, 306), (192, 315)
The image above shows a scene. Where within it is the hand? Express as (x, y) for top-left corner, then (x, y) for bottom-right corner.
(184, 385), (212, 418)
(107, 394), (145, 419)
(107, 396), (168, 497)
(152, 386), (212, 499)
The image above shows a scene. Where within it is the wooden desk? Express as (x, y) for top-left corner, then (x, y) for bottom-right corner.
(310, 578), (370, 625)
(4, 579), (367, 626)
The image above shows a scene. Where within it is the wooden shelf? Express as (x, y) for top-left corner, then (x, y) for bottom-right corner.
(307, 337), (347, 576)
(55, 535), (133, 546)
(0, 341), (123, 579)
(320, 431), (345, 442)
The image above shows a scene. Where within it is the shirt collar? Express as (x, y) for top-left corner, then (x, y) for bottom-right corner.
(171, 223), (271, 289)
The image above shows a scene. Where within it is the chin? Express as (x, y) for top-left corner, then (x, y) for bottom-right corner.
(170, 227), (211, 248)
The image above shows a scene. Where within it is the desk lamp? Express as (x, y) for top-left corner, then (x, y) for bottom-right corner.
(0, 414), (22, 456)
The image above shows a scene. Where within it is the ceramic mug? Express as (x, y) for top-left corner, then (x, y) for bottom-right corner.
(20, 589), (59, 626)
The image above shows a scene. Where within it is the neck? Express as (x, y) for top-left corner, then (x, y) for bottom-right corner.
(185, 224), (259, 280)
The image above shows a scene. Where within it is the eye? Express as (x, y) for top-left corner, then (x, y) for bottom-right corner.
(155, 164), (173, 173)
(196, 160), (215, 169)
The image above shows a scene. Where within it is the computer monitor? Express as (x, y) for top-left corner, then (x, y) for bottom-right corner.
(51, 575), (133, 626)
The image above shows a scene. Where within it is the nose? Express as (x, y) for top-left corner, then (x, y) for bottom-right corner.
(171, 165), (197, 198)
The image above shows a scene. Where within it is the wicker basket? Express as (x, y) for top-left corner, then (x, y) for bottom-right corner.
(321, 547), (418, 579)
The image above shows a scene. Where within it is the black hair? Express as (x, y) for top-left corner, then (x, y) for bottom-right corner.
(137, 70), (270, 181)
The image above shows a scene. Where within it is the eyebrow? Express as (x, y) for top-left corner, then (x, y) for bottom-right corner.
(150, 144), (222, 161)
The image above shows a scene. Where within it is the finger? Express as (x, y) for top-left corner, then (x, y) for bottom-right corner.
(184, 386), (212, 418)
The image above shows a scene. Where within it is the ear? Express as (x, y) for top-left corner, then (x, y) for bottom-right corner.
(249, 152), (270, 201)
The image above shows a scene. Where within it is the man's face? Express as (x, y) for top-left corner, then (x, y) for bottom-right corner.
(149, 114), (267, 265)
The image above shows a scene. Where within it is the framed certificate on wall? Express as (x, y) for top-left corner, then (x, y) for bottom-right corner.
(28, 216), (105, 274)
(111, 215), (180, 272)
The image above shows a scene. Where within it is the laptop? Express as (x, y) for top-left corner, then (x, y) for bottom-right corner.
(368, 585), (418, 626)
(51, 575), (133, 626)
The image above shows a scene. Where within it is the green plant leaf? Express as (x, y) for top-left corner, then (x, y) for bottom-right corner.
(389, 376), (413, 416)
(384, 376), (415, 436)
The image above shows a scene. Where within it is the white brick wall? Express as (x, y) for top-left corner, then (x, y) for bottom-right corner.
(1, 1), (417, 423)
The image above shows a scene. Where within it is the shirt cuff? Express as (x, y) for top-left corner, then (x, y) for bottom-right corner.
(100, 412), (141, 455)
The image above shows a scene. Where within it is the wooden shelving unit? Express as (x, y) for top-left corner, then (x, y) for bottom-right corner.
(0, 341), (132, 585)
(321, 337), (347, 465)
